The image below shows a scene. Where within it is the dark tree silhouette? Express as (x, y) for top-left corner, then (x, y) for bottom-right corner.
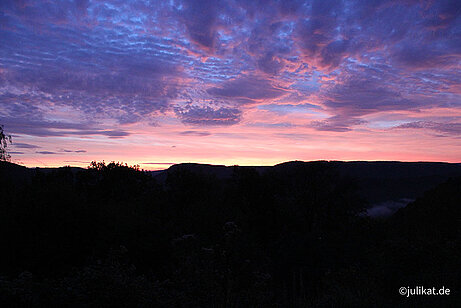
(0, 125), (12, 161)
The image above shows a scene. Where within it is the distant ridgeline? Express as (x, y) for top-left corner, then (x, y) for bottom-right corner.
(3, 160), (461, 212)
(151, 160), (461, 209)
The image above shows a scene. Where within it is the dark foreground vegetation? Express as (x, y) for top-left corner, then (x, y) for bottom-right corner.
(0, 161), (460, 307)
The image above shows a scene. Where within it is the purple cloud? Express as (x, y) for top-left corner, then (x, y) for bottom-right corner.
(179, 131), (212, 136)
(175, 105), (241, 126)
(311, 64), (441, 131)
(311, 116), (366, 132)
(178, 0), (219, 51)
(36, 151), (57, 155)
(13, 143), (40, 149)
(207, 76), (287, 101)
(62, 149), (87, 153)
(321, 74), (417, 115)
(0, 116), (131, 138)
(396, 121), (461, 136)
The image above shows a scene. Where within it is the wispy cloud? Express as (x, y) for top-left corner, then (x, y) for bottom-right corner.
(395, 121), (461, 136)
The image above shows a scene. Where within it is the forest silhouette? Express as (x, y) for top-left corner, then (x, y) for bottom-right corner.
(0, 159), (460, 306)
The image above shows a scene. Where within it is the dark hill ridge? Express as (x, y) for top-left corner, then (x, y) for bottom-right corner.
(2, 160), (461, 215)
(321, 161), (461, 204)
(153, 160), (461, 215)
(0, 161), (84, 184)
(0, 161), (31, 184)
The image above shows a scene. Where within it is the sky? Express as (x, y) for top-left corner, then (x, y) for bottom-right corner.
(0, 0), (460, 169)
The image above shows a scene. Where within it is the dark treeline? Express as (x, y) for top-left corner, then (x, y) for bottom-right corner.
(0, 161), (460, 307)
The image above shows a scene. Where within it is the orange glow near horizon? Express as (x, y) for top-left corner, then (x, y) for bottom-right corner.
(10, 115), (461, 170)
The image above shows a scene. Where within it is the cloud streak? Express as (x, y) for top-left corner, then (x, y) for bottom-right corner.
(396, 121), (461, 136)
